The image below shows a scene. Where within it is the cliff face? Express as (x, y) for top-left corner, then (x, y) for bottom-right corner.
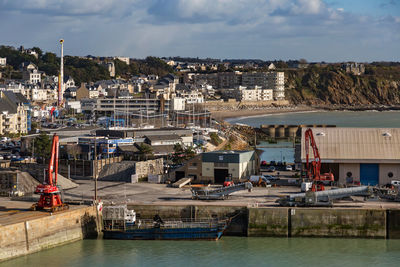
(285, 66), (400, 106)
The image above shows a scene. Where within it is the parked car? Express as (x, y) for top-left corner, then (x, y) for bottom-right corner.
(285, 165), (293, 171)
(263, 175), (279, 181)
(266, 166), (276, 172)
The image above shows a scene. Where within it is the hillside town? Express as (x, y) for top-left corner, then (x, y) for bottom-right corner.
(1, 43), (400, 262)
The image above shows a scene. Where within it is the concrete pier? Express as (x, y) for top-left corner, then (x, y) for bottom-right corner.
(128, 204), (399, 239)
(0, 206), (100, 262)
(1, 203), (400, 262)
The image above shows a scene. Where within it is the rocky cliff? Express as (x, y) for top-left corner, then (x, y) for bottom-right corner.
(285, 65), (400, 106)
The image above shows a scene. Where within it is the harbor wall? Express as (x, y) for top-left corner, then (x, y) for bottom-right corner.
(0, 206), (100, 262)
(129, 204), (398, 239)
(2, 204), (400, 262)
(129, 204), (248, 236)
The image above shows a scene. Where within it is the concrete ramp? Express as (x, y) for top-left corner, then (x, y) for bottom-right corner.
(98, 161), (136, 182)
(172, 178), (192, 188)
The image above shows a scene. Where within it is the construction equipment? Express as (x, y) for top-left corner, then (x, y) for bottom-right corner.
(304, 128), (334, 191)
(277, 186), (373, 207)
(223, 174), (234, 187)
(191, 182), (253, 200)
(31, 134), (69, 212)
(374, 186), (400, 202)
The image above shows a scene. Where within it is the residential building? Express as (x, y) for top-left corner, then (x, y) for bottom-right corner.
(0, 91), (29, 135)
(102, 61), (115, 77)
(76, 83), (100, 100)
(342, 62), (365, 75)
(95, 97), (170, 115)
(301, 127), (400, 186)
(115, 57), (130, 65)
(64, 76), (75, 89)
(240, 86), (273, 101)
(0, 57), (6, 66)
(65, 101), (81, 113)
(22, 66), (41, 84)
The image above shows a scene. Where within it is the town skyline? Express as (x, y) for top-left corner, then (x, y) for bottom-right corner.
(0, 0), (399, 62)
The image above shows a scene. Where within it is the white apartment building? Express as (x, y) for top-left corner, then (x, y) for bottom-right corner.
(179, 90), (204, 104)
(115, 57), (130, 65)
(241, 71), (285, 100)
(0, 57), (6, 66)
(240, 86), (273, 101)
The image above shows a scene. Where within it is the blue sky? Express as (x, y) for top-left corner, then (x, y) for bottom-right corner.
(0, 0), (399, 62)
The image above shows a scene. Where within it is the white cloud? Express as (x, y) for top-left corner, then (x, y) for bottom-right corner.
(0, 0), (398, 61)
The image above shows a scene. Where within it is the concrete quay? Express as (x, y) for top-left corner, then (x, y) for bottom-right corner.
(0, 202), (100, 262)
(128, 204), (400, 239)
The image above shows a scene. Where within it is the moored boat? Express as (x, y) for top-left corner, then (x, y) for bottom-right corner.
(102, 205), (229, 240)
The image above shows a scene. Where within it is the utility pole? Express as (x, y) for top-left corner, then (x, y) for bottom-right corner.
(58, 39), (64, 107)
(94, 137), (98, 203)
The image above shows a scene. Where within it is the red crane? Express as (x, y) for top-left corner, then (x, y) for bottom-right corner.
(31, 134), (69, 212)
(304, 128), (334, 192)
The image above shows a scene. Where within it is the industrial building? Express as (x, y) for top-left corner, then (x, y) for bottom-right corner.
(201, 150), (259, 184)
(301, 127), (400, 186)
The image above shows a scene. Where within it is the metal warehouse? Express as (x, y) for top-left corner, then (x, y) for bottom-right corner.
(301, 127), (400, 186)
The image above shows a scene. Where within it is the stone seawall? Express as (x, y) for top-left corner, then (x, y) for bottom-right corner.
(0, 206), (100, 262)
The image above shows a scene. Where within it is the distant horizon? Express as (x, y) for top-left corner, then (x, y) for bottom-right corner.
(3, 43), (400, 64)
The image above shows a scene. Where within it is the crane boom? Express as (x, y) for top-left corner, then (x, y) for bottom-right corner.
(31, 133), (68, 212)
(304, 128), (334, 191)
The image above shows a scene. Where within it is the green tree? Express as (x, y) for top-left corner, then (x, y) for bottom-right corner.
(172, 144), (196, 164)
(33, 132), (52, 163)
(137, 143), (154, 160)
(114, 59), (130, 77)
(31, 47), (43, 58)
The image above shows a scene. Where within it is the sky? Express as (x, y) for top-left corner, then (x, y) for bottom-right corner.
(0, 0), (399, 62)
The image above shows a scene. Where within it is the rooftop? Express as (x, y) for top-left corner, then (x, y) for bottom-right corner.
(301, 127), (400, 163)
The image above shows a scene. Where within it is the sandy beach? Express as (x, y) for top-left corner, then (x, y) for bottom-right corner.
(210, 106), (316, 120)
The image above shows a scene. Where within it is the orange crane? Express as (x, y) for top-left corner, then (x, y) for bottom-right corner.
(304, 128), (334, 192)
(31, 134), (69, 212)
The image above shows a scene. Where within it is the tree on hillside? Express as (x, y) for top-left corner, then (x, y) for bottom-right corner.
(31, 47), (43, 58)
(114, 59), (130, 77)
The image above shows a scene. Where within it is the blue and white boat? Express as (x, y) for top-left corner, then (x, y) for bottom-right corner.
(102, 205), (229, 240)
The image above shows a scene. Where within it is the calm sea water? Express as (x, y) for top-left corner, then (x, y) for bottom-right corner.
(227, 110), (400, 128)
(229, 111), (400, 163)
(3, 237), (400, 267)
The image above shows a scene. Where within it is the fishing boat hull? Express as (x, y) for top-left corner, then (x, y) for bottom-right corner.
(103, 226), (225, 240)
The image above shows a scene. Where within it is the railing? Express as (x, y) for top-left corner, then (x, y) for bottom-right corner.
(104, 218), (227, 231)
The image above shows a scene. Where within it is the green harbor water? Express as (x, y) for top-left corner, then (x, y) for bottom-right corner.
(2, 237), (400, 267)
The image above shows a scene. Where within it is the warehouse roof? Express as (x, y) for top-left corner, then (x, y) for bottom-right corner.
(301, 128), (400, 163)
